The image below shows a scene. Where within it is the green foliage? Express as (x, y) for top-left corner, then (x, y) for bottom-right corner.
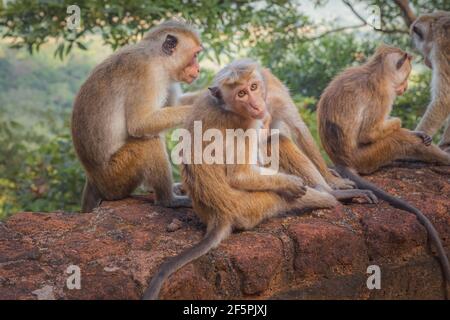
(253, 33), (376, 97)
(0, 116), (84, 219)
(0, 0), (308, 61)
(0, 42), (103, 218)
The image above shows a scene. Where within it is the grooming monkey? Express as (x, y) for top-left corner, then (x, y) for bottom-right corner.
(411, 11), (450, 152)
(317, 45), (450, 289)
(72, 20), (202, 212)
(143, 59), (376, 300)
(178, 68), (355, 190)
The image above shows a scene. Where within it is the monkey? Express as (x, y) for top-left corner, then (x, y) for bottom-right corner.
(177, 68), (356, 191)
(71, 20), (203, 213)
(261, 68), (355, 190)
(411, 11), (450, 153)
(317, 44), (450, 293)
(142, 59), (376, 300)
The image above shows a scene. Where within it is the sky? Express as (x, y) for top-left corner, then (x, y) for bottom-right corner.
(298, 1), (378, 28)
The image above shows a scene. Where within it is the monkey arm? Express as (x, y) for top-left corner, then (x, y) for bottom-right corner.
(416, 98), (450, 137)
(165, 83), (183, 106)
(127, 105), (193, 138)
(359, 117), (402, 144)
(178, 90), (204, 105)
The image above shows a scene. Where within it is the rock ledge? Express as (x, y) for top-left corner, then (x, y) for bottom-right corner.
(1, 163), (449, 300)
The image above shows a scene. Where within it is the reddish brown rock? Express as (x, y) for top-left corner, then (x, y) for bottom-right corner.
(0, 163), (449, 300)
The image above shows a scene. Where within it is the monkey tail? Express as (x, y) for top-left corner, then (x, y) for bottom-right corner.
(142, 222), (231, 300)
(336, 165), (450, 295)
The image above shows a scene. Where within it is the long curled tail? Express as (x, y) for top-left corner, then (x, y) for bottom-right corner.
(142, 223), (231, 300)
(336, 165), (450, 293)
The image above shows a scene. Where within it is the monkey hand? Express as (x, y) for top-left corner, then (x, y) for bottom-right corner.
(328, 176), (356, 190)
(327, 169), (356, 189)
(414, 131), (432, 146)
(389, 117), (402, 131)
(262, 113), (272, 130)
(276, 176), (307, 200)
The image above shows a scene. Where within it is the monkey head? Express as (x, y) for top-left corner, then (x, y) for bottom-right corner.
(209, 59), (268, 120)
(411, 11), (450, 69)
(374, 45), (413, 96)
(145, 20), (203, 84)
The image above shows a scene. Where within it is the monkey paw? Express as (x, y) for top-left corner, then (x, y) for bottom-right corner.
(172, 182), (186, 195)
(329, 176), (356, 190)
(414, 131), (432, 146)
(277, 176), (307, 200)
(331, 189), (378, 204)
(156, 195), (192, 208)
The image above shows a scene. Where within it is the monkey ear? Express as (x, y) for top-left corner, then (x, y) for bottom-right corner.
(162, 34), (178, 55)
(396, 53), (408, 70)
(208, 87), (222, 101)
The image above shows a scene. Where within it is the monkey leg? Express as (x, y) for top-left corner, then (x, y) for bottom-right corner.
(409, 143), (450, 165)
(142, 137), (191, 208)
(81, 178), (103, 213)
(281, 112), (354, 189)
(351, 129), (450, 174)
(268, 134), (330, 189)
(439, 117), (450, 152)
(233, 187), (337, 230)
(269, 135), (376, 203)
(290, 187), (339, 211)
(260, 187), (338, 220)
(92, 139), (151, 201)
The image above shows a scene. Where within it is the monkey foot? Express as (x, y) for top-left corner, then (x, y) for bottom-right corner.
(330, 189), (378, 204)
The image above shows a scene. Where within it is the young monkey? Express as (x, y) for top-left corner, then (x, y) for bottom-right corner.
(178, 69), (355, 190)
(142, 59), (377, 300)
(318, 45), (450, 290)
(72, 20), (202, 212)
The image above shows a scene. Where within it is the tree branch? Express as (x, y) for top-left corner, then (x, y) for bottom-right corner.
(303, 23), (366, 41)
(342, 0), (409, 35)
(393, 0), (417, 27)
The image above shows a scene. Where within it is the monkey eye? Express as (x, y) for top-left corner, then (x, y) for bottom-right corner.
(396, 53), (408, 70)
(413, 26), (424, 40)
(250, 83), (258, 91)
(237, 90), (246, 98)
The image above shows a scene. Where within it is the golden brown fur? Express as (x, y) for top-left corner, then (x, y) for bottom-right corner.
(179, 67), (356, 190)
(317, 45), (450, 291)
(318, 44), (450, 174)
(412, 11), (450, 151)
(143, 59), (341, 300)
(72, 20), (202, 212)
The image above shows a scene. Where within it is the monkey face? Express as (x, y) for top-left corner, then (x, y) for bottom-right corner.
(228, 78), (267, 120)
(411, 11), (450, 69)
(384, 50), (413, 96)
(411, 17), (433, 69)
(162, 33), (202, 83)
(178, 45), (202, 84)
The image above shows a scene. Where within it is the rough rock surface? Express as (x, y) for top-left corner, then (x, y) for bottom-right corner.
(1, 163), (449, 300)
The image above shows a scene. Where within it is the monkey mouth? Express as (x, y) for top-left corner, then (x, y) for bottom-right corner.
(250, 108), (265, 119)
(185, 75), (197, 83)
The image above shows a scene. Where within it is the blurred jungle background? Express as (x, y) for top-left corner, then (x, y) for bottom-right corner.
(0, 0), (448, 218)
